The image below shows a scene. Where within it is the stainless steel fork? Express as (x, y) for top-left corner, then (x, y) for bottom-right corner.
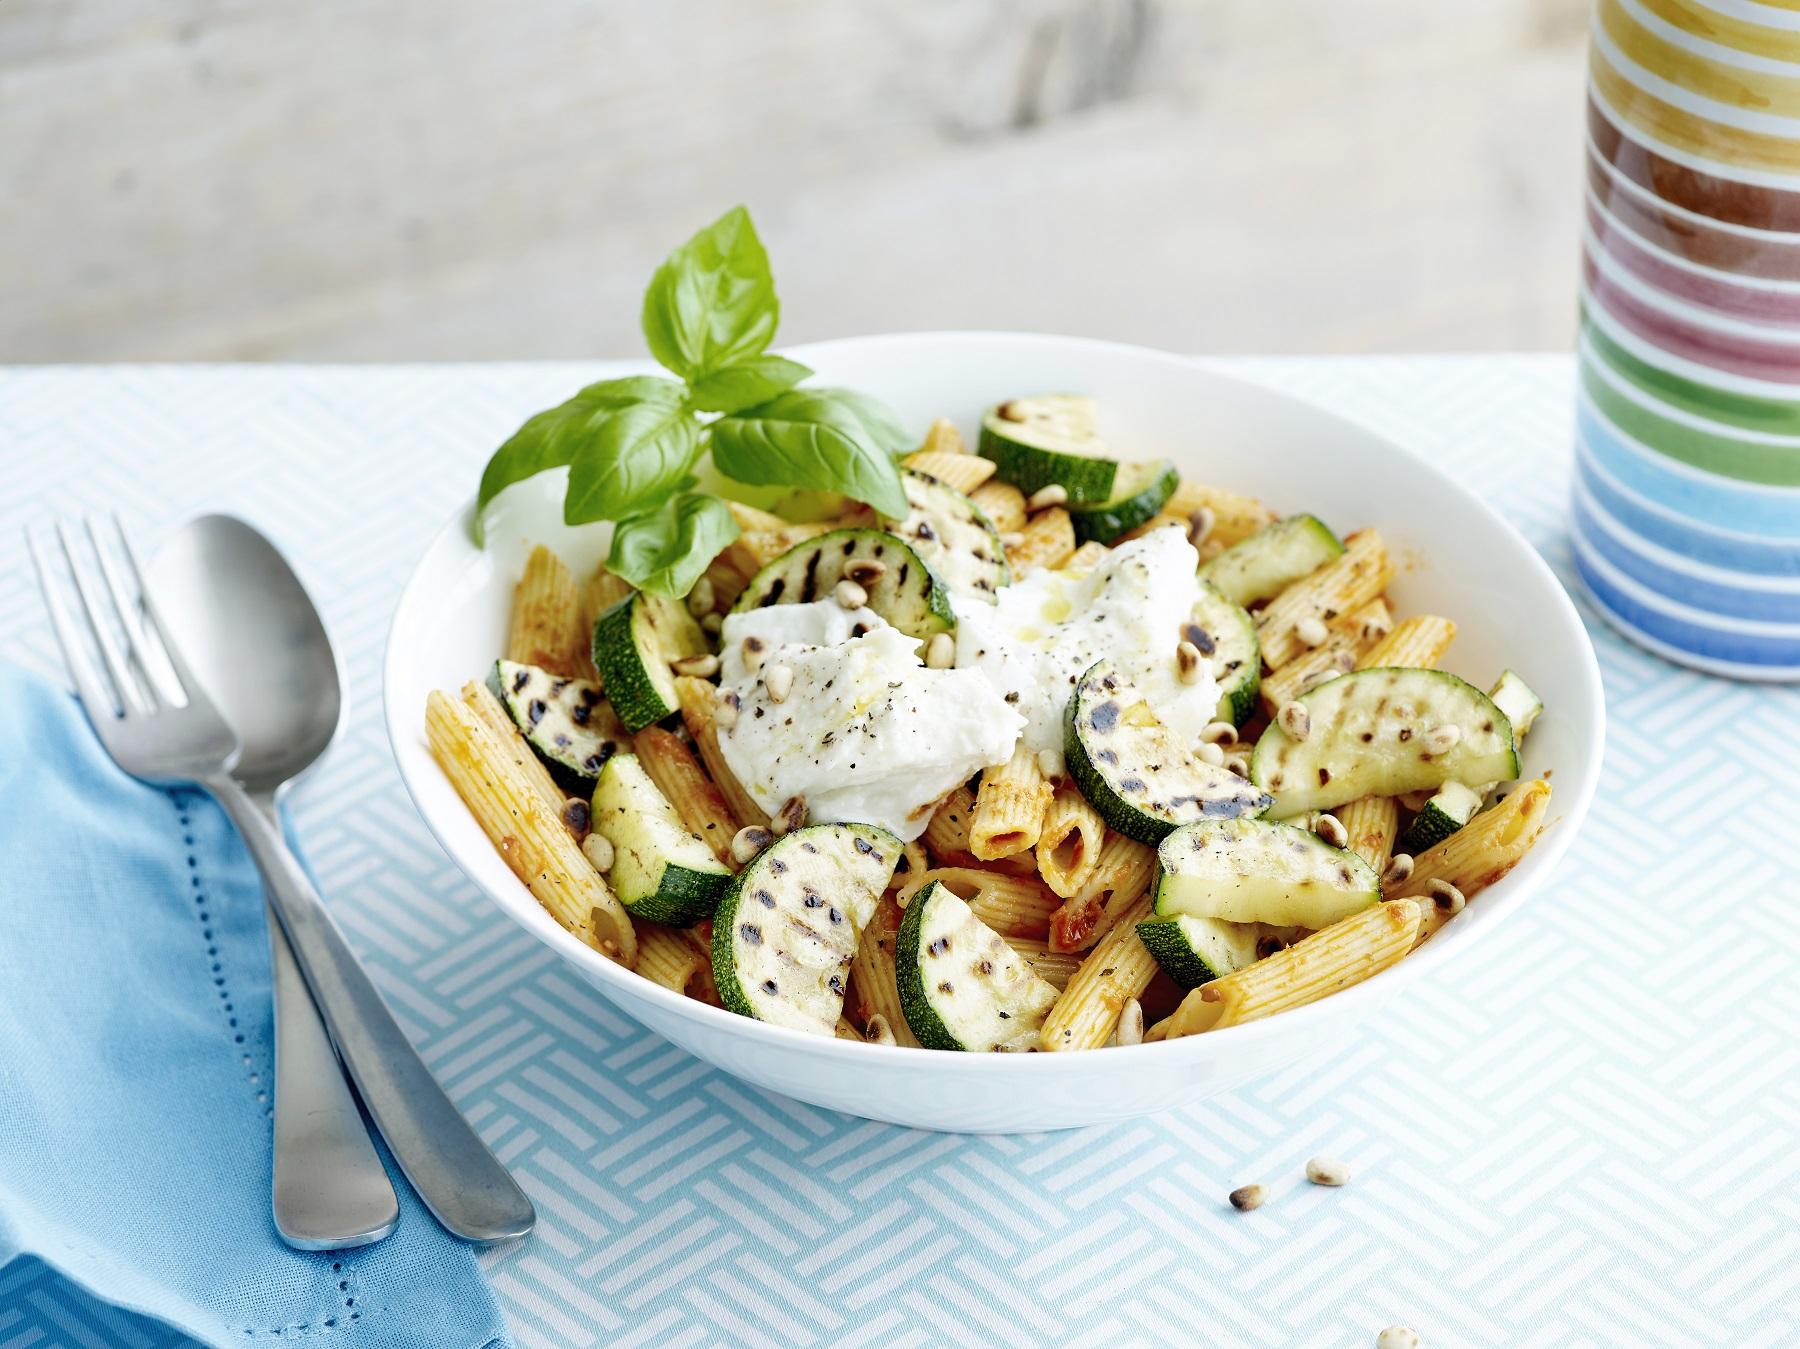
(30, 517), (535, 1246)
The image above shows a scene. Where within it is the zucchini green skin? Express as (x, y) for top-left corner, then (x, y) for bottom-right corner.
(1250, 668), (1520, 818)
(485, 659), (623, 793)
(710, 822), (903, 1034)
(591, 754), (730, 926)
(590, 591), (707, 734)
(1064, 659), (1271, 845)
(896, 879), (1058, 1052)
(1199, 515), (1345, 608)
(1185, 582), (1262, 726)
(887, 468), (1011, 601)
(1400, 780), (1483, 854)
(977, 396), (1118, 504)
(1135, 915), (1263, 990)
(729, 528), (956, 640)
(1153, 815), (1381, 929)
(1068, 460), (1179, 544)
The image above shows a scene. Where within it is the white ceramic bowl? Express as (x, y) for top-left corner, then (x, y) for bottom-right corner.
(385, 332), (1604, 1133)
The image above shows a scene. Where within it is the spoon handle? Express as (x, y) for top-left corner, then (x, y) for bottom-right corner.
(207, 774), (536, 1245)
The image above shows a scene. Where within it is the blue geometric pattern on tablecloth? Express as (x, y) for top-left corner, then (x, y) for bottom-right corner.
(1, 356), (1795, 1349)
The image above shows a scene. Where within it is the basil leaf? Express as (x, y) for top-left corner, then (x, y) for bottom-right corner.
(607, 493), (741, 598)
(711, 388), (910, 519)
(563, 396), (702, 525)
(641, 206), (778, 382)
(473, 375), (683, 542)
(806, 386), (910, 453)
(685, 354), (812, 415)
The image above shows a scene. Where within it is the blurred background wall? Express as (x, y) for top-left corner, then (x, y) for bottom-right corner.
(1, 0), (1590, 362)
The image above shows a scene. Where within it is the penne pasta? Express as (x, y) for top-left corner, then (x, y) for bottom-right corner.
(725, 522), (835, 580)
(674, 675), (769, 830)
(636, 924), (712, 999)
(904, 450), (996, 493)
(425, 689), (637, 966)
(724, 501), (790, 533)
(1358, 615), (1457, 671)
(1047, 832), (1157, 953)
(459, 680), (564, 812)
(1149, 898), (1420, 1038)
(968, 746), (1053, 860)
(632, 726), (740, 867)
(507, 544), (587, 677)
(848, 895), (923, 1047)
(1335, 795), (1399, 872)
(890, 838), (930, 893)
(896, 867), (1061, 940)
(1258, 529), (1395, 669)
(1062, 541), (1109, 572)
(915, 417), (967, 456)
(1001, 936), (1082, 991)
(1398, 779), (1551, 945)
(1259, 597), (1393, 713)
(969, 480), (1027, 534)
(1007, 507), (1076, 575)
(1039, 891), (1158, 1051)
(1035, 781), (1106, 899)
(923, 783), (979, 859)
(1164, 480), (1277, 549)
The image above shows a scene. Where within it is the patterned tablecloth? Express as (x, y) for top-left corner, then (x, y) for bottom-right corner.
(2, 355), (1795, 1348)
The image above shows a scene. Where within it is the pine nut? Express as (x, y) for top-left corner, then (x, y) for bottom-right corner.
(834, 578), (869, 610)
(845, 559), (887, 586)
(686, 576), (716, 617)
(671, 652), (719, 678)
(1296, 615), (1330, 648)
(700, 612), (724, 635)
(1428, 879), (1466, 914)
(1306, 1156), (1351, 1187)
(741, 635), (768, 674)
(581, 833), (614, 873)
(1197, 741), (1225, 767)
(1423, 723), (1462, 755)
(1228, 1184), (1268, 1212)
(772, 794), (808, 836)
(730, 825), (773, 864)
(864, 1014), (896, 1046)
(764, 663), (794, 703)
(561, 797), (591, 839)
(1200, 722), (1235, 745)
(1187, 506), (1216, 549)
(1224, 753), (1250, 778)
(1381, 853), (1413, 887)
(1116, 998), (1144, 1046)
(1175, 640), (1204, 684)
(1361, 615), (1393, 643)
(1037, 747), (1066, 781)
(1312, 813), (1348, 848)
(1376, 1328), (1419, 1349)
(1000, 531), (1026, 551)
(924, 632), (956, 669)
(1026, 484), (1068, 511)
(1277, 700), (1311, 740)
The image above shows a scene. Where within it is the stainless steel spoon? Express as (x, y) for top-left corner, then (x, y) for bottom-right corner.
(147, 515), (534, 1246)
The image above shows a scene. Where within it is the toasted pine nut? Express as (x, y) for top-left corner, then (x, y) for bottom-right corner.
(671, 653), (719, 678)
(864, 1014), (897, 1046)
(1175, 640), (1203, 684)
(1116, 998), (1144, 1046)
(700, 612), (724, 635)
(834, 578), (868, 610)
(1197, 741), (1225, 767)
(686, 576), (716, 617)
(845, 558), (887, 586)
(1312, 813), (1348, 848)
(1376, 1329), (1419, 1349)
(1026, 484), (1068, 511)
(740, 635), (768, 674)
(924, 632), (956, 669)
(1306, 1155), (1351, 1187)
(1200, 720), (1238, 744)
(1224, 752), (1250, 778)
(561, 797), (591, 839)
(1381, 853), (1414, 887)
(1037, 747), (1066, 781)
(1427, 879), (1466, 914)
(1228, 1184), (1267, 1212)
(772, 795), (808, 836)
(730, 825), (773, 864)
(1187, 506), (1216, 549)
(1295, 615), (1330, 648)
(581, 833), (614, 873)
(764, 663), (794, 703)
(1277, 700), (1311, 741)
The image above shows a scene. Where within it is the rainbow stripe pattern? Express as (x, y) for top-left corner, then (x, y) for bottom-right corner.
(1581, 0), (1800, 677)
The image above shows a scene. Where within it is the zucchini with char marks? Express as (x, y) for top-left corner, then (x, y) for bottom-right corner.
(1199, 514), (1344, 608)
(1135, 914), (1265, 990)
(486, 659), (624, 791)
(886, 468), (1011, 602)
(1154, 815), (1381, 930)
(730, 528), (955, 640)
(897, 879), (1059, 1051)
(1184, 582), (1261, 726)
(591, 754), (731, 926)
(590, 592), (708, 734)
(1067, 460), (1179, 545)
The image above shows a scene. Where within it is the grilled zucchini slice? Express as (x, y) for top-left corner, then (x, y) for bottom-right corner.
(886, 468), (1010, 602)
(589, 591), (708, 734)
(1185, 582), (1261, 726)
(1199, 515), (1344, 608)
(591, 754), (730, 926)
(1067, 460), (1179, 544)
(1154, 815), (1381, 930)
(486, 659), (625, 792)
(897, 879), (1058, 1051)
(730, 528), (955, 640)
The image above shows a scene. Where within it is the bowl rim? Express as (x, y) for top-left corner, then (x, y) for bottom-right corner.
(383, 329), (1606, 1073)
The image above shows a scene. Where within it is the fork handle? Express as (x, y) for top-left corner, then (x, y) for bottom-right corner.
(205, 774), (535, 1245)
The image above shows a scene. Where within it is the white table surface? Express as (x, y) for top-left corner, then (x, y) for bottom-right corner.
(2, 354), (1795, 1348)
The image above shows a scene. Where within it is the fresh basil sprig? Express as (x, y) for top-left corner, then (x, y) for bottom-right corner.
(473, 206), (910, 598)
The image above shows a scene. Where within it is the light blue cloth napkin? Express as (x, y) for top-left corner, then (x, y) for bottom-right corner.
(0, 665), (510, 1348)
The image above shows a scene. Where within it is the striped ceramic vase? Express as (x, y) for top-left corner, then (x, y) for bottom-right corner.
(1580, 0), (1800, 678)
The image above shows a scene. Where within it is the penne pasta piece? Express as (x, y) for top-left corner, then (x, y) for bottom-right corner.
(1358, 615), (1457, 671)
(1259, 597), (1393, 714)
(916, 417), (967, 456)
(904, 450), (995, 493)
(632, 726), (740, 867)
(507, 545), (587, 677)
(1258, 529), (1394, 669)
(1039, 892), (1158, 1051)
(890, 838), (930, 893)
(425, 689), (637, 966)
(1035, 781), (1106, 899)
(1006, 507), (1076, 575)
(724, 501), (791, 533)
(1398, 779), (1551, 945)
(1335, 795), (1400, 872)
(725, 522), (836, 579)
(969, 746), (1053, 860)
(636, 924), (712, 999)
(1163, 480), (1277, 549)
(1149, 899), (1420, 1038)
(459, 680), (564, 812)
(1062, 541), (1109, 572)
(1001, 936), (1082, 992)
(673, 675), (769, 830)
(896, 867), (1061, 940)
(848, 895), (922, 1047)
(969, 481), (1027, 534)
(1047, 832), (1157, 953)
(683, 923), (721, 1005)
(923, 783), (979, 859)
(701, 552), (752, 612)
